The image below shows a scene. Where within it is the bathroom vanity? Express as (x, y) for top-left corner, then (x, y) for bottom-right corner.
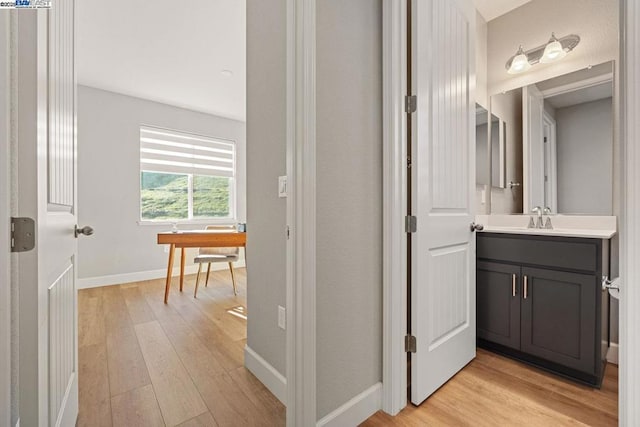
(475, 216), (616, 387)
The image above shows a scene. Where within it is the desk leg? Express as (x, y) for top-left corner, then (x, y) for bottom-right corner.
(180, 247), (186, 292)
(164, 244), (175, 304)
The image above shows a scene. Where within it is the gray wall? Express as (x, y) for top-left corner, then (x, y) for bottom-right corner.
(246, 0), (287, 376)
(316, 0), (382, 419)
(556, 98), (613, 215)
(77, 86), (246, 280)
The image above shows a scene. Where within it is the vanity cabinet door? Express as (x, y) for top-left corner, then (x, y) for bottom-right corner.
(477, 261), (521, 350)
(520, 267), (596, 374)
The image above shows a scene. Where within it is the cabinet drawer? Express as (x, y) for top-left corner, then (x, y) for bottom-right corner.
(477, 233), (600, 273)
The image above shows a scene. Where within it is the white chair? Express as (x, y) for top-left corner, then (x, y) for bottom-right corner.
(194, 225), (240, 298)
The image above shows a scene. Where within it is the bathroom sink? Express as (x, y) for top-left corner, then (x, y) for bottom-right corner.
(475, 215), (617, 239)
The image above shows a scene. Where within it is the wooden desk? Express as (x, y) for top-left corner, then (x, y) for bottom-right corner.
(157, 230), (247, 303)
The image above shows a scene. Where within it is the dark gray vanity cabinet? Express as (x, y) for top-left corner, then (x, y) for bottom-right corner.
(477, 261), (520, 350)
(476, 233), (609, 387)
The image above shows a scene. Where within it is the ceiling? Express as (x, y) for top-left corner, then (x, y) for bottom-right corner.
(472, 0), (532, 22)
(77, 0), (246, 122)
(545, 82), (612, 109)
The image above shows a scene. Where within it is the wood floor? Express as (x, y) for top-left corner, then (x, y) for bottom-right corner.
(79, 269), (618, 427)
(362, 348), (618, 427)
(78, 268), (285, 427)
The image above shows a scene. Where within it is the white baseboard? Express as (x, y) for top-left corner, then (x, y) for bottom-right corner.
(607, 342), (619, 364)
(317, 383), (382, 427)
(244, 345), (287, 405)
(78, 260), (246, 289)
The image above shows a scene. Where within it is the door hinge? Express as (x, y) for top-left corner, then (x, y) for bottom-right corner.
(11, 217), (36, 253)
(405, 335), (417, 353)
(286, 226), (290, 240)
(405, 215), (417, 233)
(544, 136), (548, 143)
(407, 156), (412, 169)
(405, 95), (417, 113)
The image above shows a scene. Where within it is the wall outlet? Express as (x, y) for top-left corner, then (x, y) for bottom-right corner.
(278, 305), (286, 330)
(164, 245), (170, 253)
(278, 176), (287, 198)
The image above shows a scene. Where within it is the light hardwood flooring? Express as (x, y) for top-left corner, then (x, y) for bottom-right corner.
(78, 268), (286, 427)
(362, 348), (618, 426)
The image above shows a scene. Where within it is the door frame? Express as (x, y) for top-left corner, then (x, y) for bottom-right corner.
(383, 0), (640, 423)
(0, 11), (11, 427)
(286, 0), (316, 425)
(620, 1), (640, 424)
(381, 0), (408, 416)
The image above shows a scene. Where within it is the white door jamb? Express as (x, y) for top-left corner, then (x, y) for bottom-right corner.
(381, 0), (408, 416)
(0, 12), (12, 427)
(286, 0), (317, 425)
(620, 1), (640, 424)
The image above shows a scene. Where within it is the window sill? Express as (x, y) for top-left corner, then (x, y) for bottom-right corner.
(137, 218), (237, 227)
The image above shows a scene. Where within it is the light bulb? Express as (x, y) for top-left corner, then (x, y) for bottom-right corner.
(540, 33), (567, 63)
(508, 46), (531, 74)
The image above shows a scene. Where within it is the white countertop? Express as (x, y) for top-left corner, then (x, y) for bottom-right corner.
(475, 214), (617, 239)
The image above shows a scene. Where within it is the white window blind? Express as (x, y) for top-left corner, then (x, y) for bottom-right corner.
(140, 126), (235, 178)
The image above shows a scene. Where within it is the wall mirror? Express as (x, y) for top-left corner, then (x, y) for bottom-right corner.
(476, 104), (507, 189)
(488, 61), (614, 215)
(476, 103), (490, 186)
(491, 113), (506, 189)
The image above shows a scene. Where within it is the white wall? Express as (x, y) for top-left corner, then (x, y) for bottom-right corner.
(556, 97), (613, 214)
(316, 0), (382, 419)
(487, 0), (618, 95)
(246, 0), (287, 378)
(77, 86), (246, 283)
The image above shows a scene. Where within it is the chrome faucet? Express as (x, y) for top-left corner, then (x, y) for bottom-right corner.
(531, 206), (543, 229)
(543, 207), (553, 229)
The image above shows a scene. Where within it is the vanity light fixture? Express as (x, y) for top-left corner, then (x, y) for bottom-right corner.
(505, 33), (580, 74)
(507, 45), (531, 74)
(540, 33), (566, 63)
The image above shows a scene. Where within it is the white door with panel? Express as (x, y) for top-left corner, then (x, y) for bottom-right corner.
(16, 2), (80, 426)
(410, 0), (477, 405)
(523, 84), (545, 213)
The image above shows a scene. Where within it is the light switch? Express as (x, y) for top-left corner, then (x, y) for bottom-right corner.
(278, 176), (287, 198)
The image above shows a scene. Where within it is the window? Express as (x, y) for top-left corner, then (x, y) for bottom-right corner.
(140, 126), (235, 222)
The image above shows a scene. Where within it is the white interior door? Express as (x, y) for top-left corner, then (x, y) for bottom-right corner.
(523, 84), (545, 213)
(16, 2), (79, 426)
(410, 0), (476, 405)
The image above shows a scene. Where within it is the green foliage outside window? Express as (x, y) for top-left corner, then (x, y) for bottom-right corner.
(141, 171), (230, 220)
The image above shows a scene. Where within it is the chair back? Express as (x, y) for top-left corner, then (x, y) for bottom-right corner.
(199, 225), (240, 256)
